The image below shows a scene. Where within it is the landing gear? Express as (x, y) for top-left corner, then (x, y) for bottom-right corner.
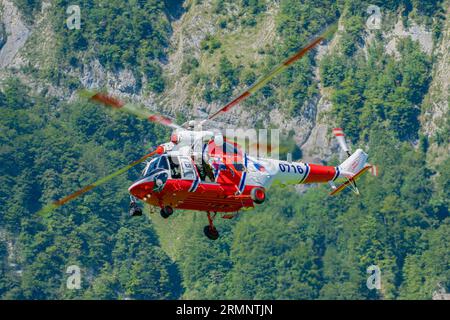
(160, 206), (174, 219)
(204, 225), (219, 240)
(129, 200), (143, 217)
(250, 187), (266, 204)
(204, 211), (219, 240)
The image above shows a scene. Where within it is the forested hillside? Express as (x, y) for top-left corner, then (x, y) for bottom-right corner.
(0, 0), (448, 299)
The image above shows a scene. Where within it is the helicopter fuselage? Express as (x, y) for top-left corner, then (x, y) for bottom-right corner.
(128, 134), (346, 213)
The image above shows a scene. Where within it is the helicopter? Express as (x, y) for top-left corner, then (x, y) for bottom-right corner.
(38, 24), (377, 240)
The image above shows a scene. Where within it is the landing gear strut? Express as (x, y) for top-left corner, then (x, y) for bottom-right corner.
(129, 196), (143, 217)
(160, 206), (174, 219)
(204, 211), (219, 240)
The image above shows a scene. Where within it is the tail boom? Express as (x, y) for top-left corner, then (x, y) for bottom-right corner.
(255, 159), (340, 187)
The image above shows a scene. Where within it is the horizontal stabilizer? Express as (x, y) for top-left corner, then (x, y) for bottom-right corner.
(329, 165), (372, 196)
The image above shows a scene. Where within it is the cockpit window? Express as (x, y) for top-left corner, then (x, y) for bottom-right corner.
(158, 156), (169, 170)
(143, 158), (159, 176)
(142, 156), (173, 178)
(168, 156), (181, 179)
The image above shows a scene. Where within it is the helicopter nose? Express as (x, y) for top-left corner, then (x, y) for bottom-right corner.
(128, 179), (154, 199)
(155, 178), (164, 188)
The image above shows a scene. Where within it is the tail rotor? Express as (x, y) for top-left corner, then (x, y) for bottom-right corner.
(330, 128), (379, 196)
(332, 128), (351, 157)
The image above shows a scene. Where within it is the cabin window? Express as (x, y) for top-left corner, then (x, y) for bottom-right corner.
(168, 156), (181, 179)
(180, 156), (195, 180)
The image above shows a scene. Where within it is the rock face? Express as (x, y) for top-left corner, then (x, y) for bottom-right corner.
(79, 59), (138, 95)
(421, 6), (450, 139)
(385, 19), (433, 57)
(160, 1), (320, 159)
(0, 0), (30, 69)
(300, 96), (337, 163)
(0, 0), (448, 165)
(299, 19), (346, 163)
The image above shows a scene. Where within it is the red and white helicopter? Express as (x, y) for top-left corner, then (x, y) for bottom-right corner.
(38, 24), (377, 239)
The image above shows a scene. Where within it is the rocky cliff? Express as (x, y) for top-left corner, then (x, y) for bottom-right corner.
(0, 0), (448, 160)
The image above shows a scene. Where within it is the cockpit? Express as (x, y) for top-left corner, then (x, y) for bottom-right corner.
(139, 141), (246, 184)
(142, 155), (167, 177)
(141, 155), (185, 180)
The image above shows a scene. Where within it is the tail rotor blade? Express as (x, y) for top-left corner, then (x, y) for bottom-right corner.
(369, 165), (379, 177)
(333, 128), (351, 157)
(37, 146), (164, 217)
(79, 90), (182, 130)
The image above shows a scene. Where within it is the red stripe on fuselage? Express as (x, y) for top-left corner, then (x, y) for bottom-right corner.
(304, 164), (336, 183)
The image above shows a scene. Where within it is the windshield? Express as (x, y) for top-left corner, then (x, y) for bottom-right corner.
(142, 156), (171, 177)
(143, 158), (159, 177)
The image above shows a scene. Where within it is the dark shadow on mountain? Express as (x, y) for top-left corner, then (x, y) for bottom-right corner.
(167, 261), (184, 299)
(0, 23), (7, 50)
(165, 0), (185, 21)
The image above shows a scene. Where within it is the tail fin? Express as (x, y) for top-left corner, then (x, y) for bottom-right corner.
(329, 128), (378, 196)
(330, 149), (369, 196)
(339, 149), (368, 177)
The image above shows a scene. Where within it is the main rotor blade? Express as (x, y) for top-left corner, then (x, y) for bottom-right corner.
(79, 90), (183, 130)
(207, 23), (337, 121)
(37, 146), (164, 217)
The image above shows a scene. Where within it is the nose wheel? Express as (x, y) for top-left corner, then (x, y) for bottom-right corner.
(160, 206), (174, 219)
(204, 212), (219, 240)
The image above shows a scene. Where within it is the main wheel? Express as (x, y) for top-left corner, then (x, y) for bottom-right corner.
(250, 187), (266, 204)
(203, 225), (219, 240)
(160, 206), (174, 219)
